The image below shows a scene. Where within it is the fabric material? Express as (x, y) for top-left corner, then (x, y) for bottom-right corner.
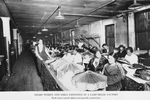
(72, 71), (107, 91)
(62, 53), (74, 62)
(73, 53), (82, 64)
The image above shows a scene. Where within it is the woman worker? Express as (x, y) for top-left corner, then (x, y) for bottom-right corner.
(35, 39), (53, 64)
(87, 50), (107, 72)
(124, 47), (138, 65)
(102, 56), (123, 91)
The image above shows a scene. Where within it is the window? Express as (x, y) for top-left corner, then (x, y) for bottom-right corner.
(135, 11), (150, 50)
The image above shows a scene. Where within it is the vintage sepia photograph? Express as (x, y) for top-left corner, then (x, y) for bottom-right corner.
(0, 0), (150, 100)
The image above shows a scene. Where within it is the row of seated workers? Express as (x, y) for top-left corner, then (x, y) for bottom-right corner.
(33, 39), (150, 91)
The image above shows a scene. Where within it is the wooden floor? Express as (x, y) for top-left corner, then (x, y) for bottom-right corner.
(0, 50), (43, 91)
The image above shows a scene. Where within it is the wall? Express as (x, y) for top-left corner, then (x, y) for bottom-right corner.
(73, 19), (115, 48)
(128, 13), (136, 49)
(88, 19), (115, 48)
(62, 30), (70, 44)
(89, 21), (102, 48)
(61, 16), (131, 49)
(116, 16), (128, 48)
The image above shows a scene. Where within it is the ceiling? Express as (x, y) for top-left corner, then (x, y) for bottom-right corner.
(0, 0), (150, 40)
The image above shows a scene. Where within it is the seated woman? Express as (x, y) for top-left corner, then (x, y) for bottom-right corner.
(90, 46), (99, 54)
(101, 43), (109, 56)
(102, 56), (122, 91)
(118, 45), (127, 59)
(87, 50), (107, 72)
(82, 48), (93, 69)
(124, 47), (138, 65)
(35, 39), (53, 64)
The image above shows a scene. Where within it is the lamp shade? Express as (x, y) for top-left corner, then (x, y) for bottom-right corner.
(55, 8), (64, 20)
(55, 14), (65, 20)
(128, 0), (141, 10)
(42, 28), (48, 31)
(128, 3), (141, 9)
(75, 19), (80, 27)
(37, 31), (42, 34)
(42, 24), (48, 31)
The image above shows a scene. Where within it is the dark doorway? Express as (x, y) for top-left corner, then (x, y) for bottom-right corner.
(0, 19), (7, 81)
(105, 24), (115, 52)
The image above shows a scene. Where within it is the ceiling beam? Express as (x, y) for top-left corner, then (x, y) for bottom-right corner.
(87, 0), (116, 15)
(63, 13), (109, 18)
(5, 0), (103, 9)
(52, 0), (116, 32)
(35, 6), (60, 33)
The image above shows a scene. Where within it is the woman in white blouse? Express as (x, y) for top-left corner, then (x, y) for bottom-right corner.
(124, 47), (138, 65)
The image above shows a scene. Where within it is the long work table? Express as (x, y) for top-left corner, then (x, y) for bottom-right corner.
(36, 58), (65, 91)
(122, 64), (150, 91)
(35, 54), (150, 91)
(36, 57), (107, 91)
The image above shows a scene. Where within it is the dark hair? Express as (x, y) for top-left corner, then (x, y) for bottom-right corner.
(118, 45), (125, 49)
(102, 43), (107, 47)
(37, 38), (42, 41)
(126, 47), (133, 53)
(92, 46), (98, 50)
(91, 46), (98, 53)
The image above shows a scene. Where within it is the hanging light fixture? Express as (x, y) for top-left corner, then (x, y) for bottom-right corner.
(33, 36), (36, 38)
(42, 24), (48, 31)
(55, 6), (65, 20)
(75, 19), (80, 27)
(37, 31), (42, 34)
(45, 36), (48, 38)
(50, 34), (53, 36)
(128, 0), (141, 10)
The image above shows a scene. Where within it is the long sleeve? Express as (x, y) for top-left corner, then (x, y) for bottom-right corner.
(104, 64), (122, 85)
